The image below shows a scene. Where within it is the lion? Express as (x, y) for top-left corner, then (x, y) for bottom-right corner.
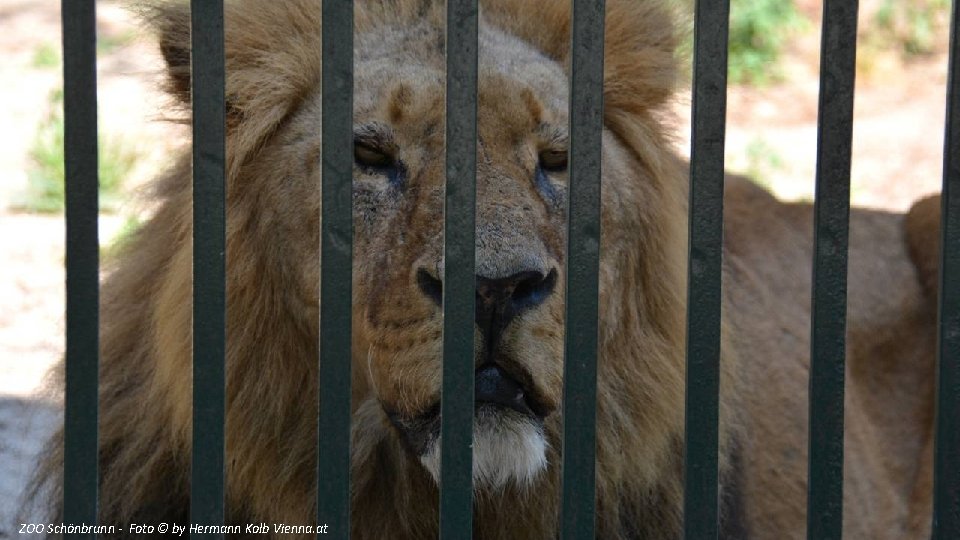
(30, 0), (940, 538)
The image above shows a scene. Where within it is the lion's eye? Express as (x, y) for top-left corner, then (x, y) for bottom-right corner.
(354, 142), (396, 169)
(538, 149), (568, 173)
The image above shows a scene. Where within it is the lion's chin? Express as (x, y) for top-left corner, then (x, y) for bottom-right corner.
(418, 406), (548, 491)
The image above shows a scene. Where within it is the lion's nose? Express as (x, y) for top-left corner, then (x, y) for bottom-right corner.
(416, 266), (557, 335)
(416, 268), (443, 306)
(475, 269), (557, 336)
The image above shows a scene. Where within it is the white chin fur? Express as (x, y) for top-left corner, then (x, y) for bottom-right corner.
(419, 408), (548, 490)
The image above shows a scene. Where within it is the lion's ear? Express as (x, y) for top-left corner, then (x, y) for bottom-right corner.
(143, 0), (322, 175)
(152, 3), (192, 106)
(143, 1), (322, 109)
(146, 2), (241, 118)
(482, 0), (681, 116)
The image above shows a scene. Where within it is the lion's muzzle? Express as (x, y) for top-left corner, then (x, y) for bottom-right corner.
(475, 363), (538, 417)
(388, 251), (560, 488)
(386, 363), (551, 490)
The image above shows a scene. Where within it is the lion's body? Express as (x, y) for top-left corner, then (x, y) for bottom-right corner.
(724, 179), (936, 539)
(31, 0), (937, 538)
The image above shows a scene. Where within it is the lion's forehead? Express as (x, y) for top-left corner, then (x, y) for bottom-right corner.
(353, 20), (569, 120)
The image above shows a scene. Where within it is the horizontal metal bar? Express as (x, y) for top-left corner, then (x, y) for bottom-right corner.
(806, 2), (859, 539)
(61, 0), (100, 534)
(317, 0), (355, 538)
(439, 0), (479, 538)
(190, 0), (226, 537)
(560, 1), (605, 538)
(683, 0), (730, 538)
(933, 1), (960, 538)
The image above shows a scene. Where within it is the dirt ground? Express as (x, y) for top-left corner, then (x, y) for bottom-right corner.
(0, 1), (951, 532)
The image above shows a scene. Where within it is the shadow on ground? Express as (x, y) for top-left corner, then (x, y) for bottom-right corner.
(0, 395), (60, 538)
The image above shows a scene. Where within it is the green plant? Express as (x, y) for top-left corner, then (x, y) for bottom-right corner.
(102, 214), (144, 260)
(729, 138), (787, 191)
(873, 0), (949, 56)
(97, 29), (137, 56)
(31, 43), (60, 69)
(14, 90), (140, 214)
(745, 138), (785, 183)
(728, 0), (806, 85)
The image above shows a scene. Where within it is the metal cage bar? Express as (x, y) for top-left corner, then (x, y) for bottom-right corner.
(439, 0), (479, 538)
(61, 0), (100, 533)
(318, 0), (355, 537)
(683, 0), (730, 537)
(190, 0), (227, 535)
(806, 2), (859, 539)
(933, 1), (960, 537)
(55, 1), (960, 537)
(559, 0), (605, 538)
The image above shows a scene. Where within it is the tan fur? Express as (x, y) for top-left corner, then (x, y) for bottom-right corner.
(905, 194), (942, 298)
(32, 1), (936, 538)
(723, 180), (936, 539)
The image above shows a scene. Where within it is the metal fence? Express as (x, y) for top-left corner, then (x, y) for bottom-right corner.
(58, 0), (960, 538)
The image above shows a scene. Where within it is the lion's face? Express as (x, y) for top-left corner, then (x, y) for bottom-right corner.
(73, 0), (692, 534)
(248, 21), (576, 489)
(353, 23), (573, 489)
(218, 5), (680, 493)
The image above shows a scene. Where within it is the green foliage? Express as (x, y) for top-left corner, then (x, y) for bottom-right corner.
(728, 0), (806, 85)
(14, 90), (139, 214)
(31, 43), (60, 69)
(102, 215), (144, 260)
(96, 29), (137, 56)
(745, 138), (785, 184)
(873, 0), (949, 56)
(29, 31), (136, 70)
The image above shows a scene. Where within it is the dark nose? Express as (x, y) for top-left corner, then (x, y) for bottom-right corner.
(417, 268), (557, 318)
(416, 268), (443, 306)
(416, 267), (557, 340)
(475, 269), (557, 337)
(474, 363), (533, 416)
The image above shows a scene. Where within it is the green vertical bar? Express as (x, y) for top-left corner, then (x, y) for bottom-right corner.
(61, 0), (99, 535)
(933, 1), (960, 537)
(190, 1), (226, 537)
(318, 0), (354, 538)
(807, 2), (858, 539)
(560, 0), (604, 538)
(684, 0), (729, 538)
(439, 0), (477, 538)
